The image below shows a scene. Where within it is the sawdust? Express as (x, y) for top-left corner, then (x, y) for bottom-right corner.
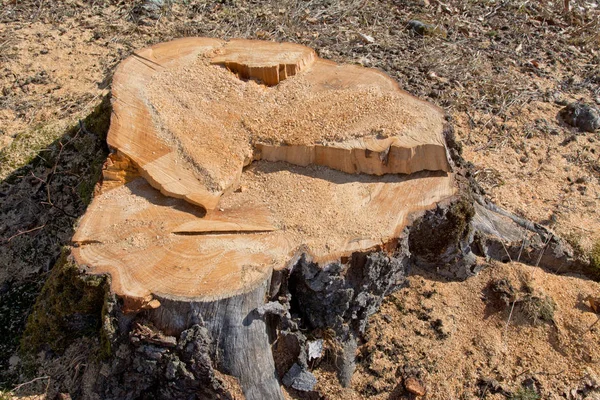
(309, 261), (600, 399)
(73, 165), (454, 301)
(143, 52), (443, 195)
(218, 161), (454, 259)
(458, 100), (600, 252)
(148, 55), (424, 148)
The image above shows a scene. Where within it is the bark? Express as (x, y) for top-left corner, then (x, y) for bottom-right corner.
(148, 280), (282, 399)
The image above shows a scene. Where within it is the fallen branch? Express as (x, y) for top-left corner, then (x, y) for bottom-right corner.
(5, 224), (46, 243)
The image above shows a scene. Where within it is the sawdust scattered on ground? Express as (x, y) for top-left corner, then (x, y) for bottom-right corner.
(311, 261), (600, 399)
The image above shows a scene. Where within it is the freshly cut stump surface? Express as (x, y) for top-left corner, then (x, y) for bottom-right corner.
(74, 37), (455, 304)
(71, 37), (457, 399)
(105, 37), (450, 210)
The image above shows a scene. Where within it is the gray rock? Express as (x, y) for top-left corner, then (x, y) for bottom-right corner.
(131, 0), (171, 21)
(143, 0), (167, 12)
(408, 20), (430, 35)
(282, 363), (317, 392)
(407, 20), (447, 38)
(559, 102), (600, 132)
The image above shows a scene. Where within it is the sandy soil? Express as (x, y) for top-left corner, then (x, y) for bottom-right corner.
(1, 0), (599, 398)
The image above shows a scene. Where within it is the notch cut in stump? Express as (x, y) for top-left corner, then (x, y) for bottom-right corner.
(72, 38), (458, 399)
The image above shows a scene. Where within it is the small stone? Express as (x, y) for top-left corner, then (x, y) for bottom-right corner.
(407, 20), (447, 38)
(554, 97), (569, 106)
(255, 301), (286, 317)
(405, 377), (426, 396)
(559, 102), (600, 132)
(520, 156), (529, 163)
(40, 48), (49, 55)
(144, 0), (165, 11)
(358, 33), (375, 44)
(408, 20), (428, 35)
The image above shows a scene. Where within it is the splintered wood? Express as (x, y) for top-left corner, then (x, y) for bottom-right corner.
(72, 38), (456, 305)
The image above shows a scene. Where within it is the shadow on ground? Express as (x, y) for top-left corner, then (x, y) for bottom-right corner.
(0, 96), (111, 387)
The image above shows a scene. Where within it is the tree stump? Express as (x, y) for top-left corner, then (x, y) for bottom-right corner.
(69, 38), (583, 399)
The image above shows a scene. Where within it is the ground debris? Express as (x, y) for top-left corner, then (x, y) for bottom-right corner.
(282, 363), (317, 392)
(406, 20), (447, 38)
(404, 376), (427, 396)
(559, 102), (600, 133)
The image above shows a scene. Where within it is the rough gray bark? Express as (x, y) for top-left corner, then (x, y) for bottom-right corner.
(266, 240), (411, 388)
(82, 320), (237, 400)
(147, 280), (283, 400)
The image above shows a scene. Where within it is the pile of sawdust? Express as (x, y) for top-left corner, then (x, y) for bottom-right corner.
(144, 54), (442, 193)
(147, 56), (421, 148)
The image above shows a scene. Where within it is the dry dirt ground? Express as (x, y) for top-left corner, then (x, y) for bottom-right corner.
(1, 0), (599, 398)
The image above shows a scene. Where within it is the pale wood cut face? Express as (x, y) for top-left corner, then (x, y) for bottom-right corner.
(72, 38), (457, 305)
(73, 169), (455, 302)
(108, 37), (450, 210)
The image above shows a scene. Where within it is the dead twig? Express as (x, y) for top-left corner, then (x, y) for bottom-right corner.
(535, 233), (553, 268)
(503, 299), (517, 339)
(586, 316), (600, 332)
(11, 375), (50, 393)
(5, 224), (46, 243)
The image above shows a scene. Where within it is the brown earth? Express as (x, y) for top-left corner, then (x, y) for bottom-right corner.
(1, 0), (599, 398)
